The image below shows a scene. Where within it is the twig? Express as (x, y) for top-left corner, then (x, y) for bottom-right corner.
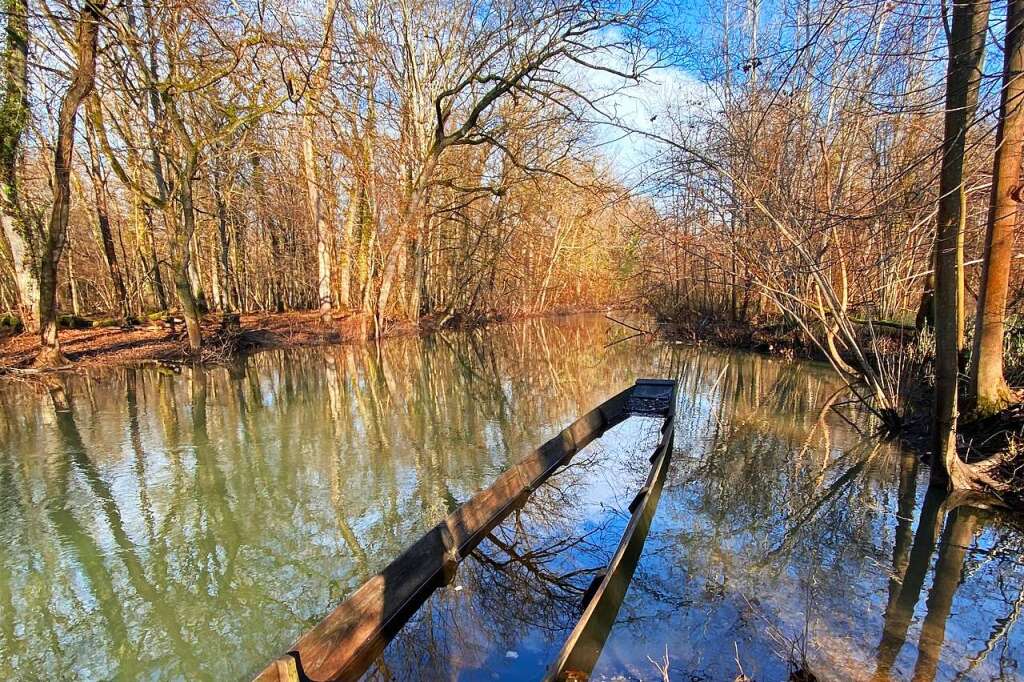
(647, 645), (670, 682)
(604, 314), (653, 335)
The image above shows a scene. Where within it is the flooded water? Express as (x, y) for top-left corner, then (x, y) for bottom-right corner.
(0, 314), (1021, 681)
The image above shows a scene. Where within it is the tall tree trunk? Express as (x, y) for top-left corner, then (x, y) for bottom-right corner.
(969, 0), (1024, 416)
(187, 231), (207, 313)
(409, 217), (428, 319)
(338, 184), (358, 309)
(0, 0), (38, 332)
(141, 204), (168, 310)
(376, 161), (431, 332)
(67, 233), (82, 315)
(1, 216), (37, 331)
(933, 0), (990, 487)
(85, 119), (131, 322)
(301, 0), (339, 322)
(35, 0), (106, 367)
(175, 178), (202, 351)
(212, 172), (234, 312)
(303, 126), (334, 321)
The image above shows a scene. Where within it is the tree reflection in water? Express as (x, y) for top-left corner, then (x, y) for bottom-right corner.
(586, 348), (1024, 682)
(0, 314), (1021, 681)
(361, 418), (662, 681)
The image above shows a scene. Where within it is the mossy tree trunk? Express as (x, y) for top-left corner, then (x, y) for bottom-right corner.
(0, 0), (38, 333)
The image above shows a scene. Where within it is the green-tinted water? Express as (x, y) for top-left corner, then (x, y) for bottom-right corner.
(0, 314), (1021, 680)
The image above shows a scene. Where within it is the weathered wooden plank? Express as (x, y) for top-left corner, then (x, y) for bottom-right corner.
(252, 655), (301, 682)
(273, 522), (456, 681)
(598, 389), (630, 426)
(567, 406), (606, 451)
(446, 464), (528, 556)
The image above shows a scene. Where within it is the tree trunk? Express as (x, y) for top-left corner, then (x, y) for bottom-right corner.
(176, 180), (202, 351)
(86, 119), (131, 322)
(212, 174), (234, 312)
(35, 0), (106, 367)
(301, 0), (338, 322)
(1, 215), (37, 331)
(0, 0), (37, 332)
(187, 233), (207, 314)
(304, 128), (334, 321)
(141, 205), (168, 310)
(409, 218), (428, 319)
(932, 0), (990, 486)
(67, 237), (81, 315)
(339, 185), (358, 309)
(969, 0), (1024, 416)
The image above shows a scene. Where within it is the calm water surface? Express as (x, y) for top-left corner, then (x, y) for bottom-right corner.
(0, 314), (1022, 680)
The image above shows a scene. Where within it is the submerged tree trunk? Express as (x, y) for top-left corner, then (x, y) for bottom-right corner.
(969, 0), (1024, 416)
(36, 0), (106, 367)
(932, 0), (990, 486)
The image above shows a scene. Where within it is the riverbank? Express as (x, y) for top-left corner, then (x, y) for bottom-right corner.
(0, 306), (616, 374)
(659, 314), (1024, 507)
(0, 311), (360, 372)
(658, 316), (816, 359)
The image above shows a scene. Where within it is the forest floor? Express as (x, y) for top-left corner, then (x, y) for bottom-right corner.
(0, 311), (402, 373)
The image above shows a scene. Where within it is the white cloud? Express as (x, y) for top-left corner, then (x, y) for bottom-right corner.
(564, 29), (710, 184)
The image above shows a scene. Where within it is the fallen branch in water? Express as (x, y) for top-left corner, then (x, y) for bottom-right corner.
(604, 315), (653, 335)
(603, 331), (645, 348)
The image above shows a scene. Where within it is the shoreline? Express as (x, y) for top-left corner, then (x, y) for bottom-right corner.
(0, 306), (622, 376)
(660, 315), (1024, 509)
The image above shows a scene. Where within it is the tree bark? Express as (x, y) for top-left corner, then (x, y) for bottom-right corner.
(0, 0), (38, 332)
(212, 170), (234, 312)
(85, 118), (131, 322)
(35, 0), (106, 367)
(932, 0), (990, 486)
(174, 178), (202, 351)
(141, 204), (168, 310)
(338, 184), (358, 309)
(969, 0), (1024, 416)
(1, 214), (37, 331)
(301, 0), (339, 323)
